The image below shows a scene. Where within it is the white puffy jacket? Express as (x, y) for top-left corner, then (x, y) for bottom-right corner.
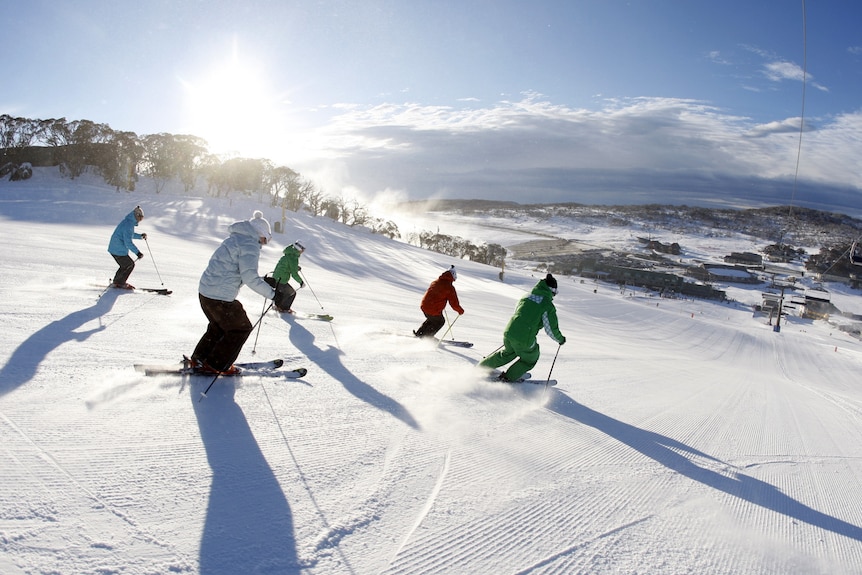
(199, 220), (276, 302)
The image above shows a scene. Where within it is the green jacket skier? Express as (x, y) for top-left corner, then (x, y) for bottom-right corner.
(479, 273), (566, 382)
(270, 241), (305, 313)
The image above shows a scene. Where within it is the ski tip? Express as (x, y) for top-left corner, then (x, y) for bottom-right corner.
(273, 359), (285, 368)
(295, 367), (308, 377)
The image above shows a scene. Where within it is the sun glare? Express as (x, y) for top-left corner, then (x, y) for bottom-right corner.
(182, 44), (286, 159)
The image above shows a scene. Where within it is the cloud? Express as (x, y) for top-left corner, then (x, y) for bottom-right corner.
(763, 61), (829, 92)
(745, 118), (812, 138)
(763, 61), (805, 82)
(293, 94), (862, 211)
(707, 50), (731, 66)
(737, 45), (828, 92)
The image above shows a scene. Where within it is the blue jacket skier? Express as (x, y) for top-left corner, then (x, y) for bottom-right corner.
(108, 206), (146, 289)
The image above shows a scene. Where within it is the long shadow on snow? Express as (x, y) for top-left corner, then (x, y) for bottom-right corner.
(547, 389), (862, 542)
(284, 317), (420, 430)
(192, 380), (299, 574)
(0, 289), (119, 397)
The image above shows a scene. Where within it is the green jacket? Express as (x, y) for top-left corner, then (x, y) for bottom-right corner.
(273, 245), (303, 285)
(504, 279), (566, 347)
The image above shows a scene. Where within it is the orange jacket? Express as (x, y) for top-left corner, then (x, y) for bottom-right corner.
(420, 270), (464, 316)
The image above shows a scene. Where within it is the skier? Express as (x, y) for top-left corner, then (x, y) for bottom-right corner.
(107, 205), (147, 289)
(269, 241), (306, 313)
(479, 273), (566, 382)
(189, 211), (277, 375)
(413, 265), (464, 338)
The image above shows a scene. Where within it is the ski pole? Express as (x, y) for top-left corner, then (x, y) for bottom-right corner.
(299, 271), (325, 310)
(200, 301), (274, 401)
(437, 312), (460, 345)
(484, 344), (504, 359)
(251, 297), (269, 355)
(144, 237), (165, 286)
(444, 310), (456, 340)
(199, 373), (221, 401)
(544, 343), (561, 389)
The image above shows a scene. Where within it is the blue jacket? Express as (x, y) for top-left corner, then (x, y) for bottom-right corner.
(199, 220), (276, 302)
(108, 211), (143, 256)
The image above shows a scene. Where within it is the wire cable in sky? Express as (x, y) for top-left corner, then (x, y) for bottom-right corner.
(788, 0), (807, 220)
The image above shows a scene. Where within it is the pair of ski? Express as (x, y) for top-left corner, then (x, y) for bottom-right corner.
(139, 287), (172, 295)
(439, 339), (473, 348)
(104, 282), (172, 295)
(99, 284), (172, 298)
(275, 309), (334, 322)
(411, 333), (473, 348)
(134, 358), (307, 379)
(487, 370), (557, 387)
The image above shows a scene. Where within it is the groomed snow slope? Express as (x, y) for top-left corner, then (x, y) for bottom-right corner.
(2, 170), (862, 574)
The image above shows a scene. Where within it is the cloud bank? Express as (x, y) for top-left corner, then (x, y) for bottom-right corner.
(294, 93), (862, 213)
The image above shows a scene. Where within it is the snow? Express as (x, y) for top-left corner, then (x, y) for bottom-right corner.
(2, 169), (862, 574)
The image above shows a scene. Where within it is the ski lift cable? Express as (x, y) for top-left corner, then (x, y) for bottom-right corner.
(787, 0), (807, 221)
(818, 239), (861, 277)
(794, 1), (862, 273)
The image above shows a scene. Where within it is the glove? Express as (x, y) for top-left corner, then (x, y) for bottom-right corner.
(559, 336), (567, 345)
(299, 282), (305, 289)
(141, 233), (148, 240)
(137, 252), (144, 260)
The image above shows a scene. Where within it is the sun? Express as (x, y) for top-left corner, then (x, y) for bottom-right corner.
(182, 43), (285, 159)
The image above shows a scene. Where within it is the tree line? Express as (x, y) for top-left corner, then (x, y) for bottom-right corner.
(0, 114), (507, 266)
(0, 114), (386, 226)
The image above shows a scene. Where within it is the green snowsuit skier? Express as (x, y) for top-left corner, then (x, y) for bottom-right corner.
(270, 241), (305, 313)
(479, 273), (566, 382)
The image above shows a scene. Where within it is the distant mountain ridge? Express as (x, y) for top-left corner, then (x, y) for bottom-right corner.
(401, 200), (862, 248)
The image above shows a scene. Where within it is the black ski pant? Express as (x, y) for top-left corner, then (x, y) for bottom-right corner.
(111, 254), (135, 285)
(414, 313), (445, 338)
(278, 285), (297, 311)
(264, 276), (297, 311)
(192, 294), (253, 371)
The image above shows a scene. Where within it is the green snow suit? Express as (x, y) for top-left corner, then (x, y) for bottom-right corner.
(273, 245), (303, 286)
(479, 278), (566, 381)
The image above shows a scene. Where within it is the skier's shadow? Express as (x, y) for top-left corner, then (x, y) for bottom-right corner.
(0, 290), (118, 397)
(192, 381), (299, 574)
(546, 390), (862, 542)
(284, 318), (420, 430)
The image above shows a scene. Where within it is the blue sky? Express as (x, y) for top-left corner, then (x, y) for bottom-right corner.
(4, 0), (862, 210)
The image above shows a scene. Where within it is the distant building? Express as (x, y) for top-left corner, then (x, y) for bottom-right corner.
(697, 264), (761, 284)
(724, 252), (763, 266)
(645, 240), (681, 255)
(596, 264), (725, 300)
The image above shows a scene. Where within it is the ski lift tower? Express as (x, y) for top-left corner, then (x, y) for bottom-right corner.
(773, 286), (786, 333)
